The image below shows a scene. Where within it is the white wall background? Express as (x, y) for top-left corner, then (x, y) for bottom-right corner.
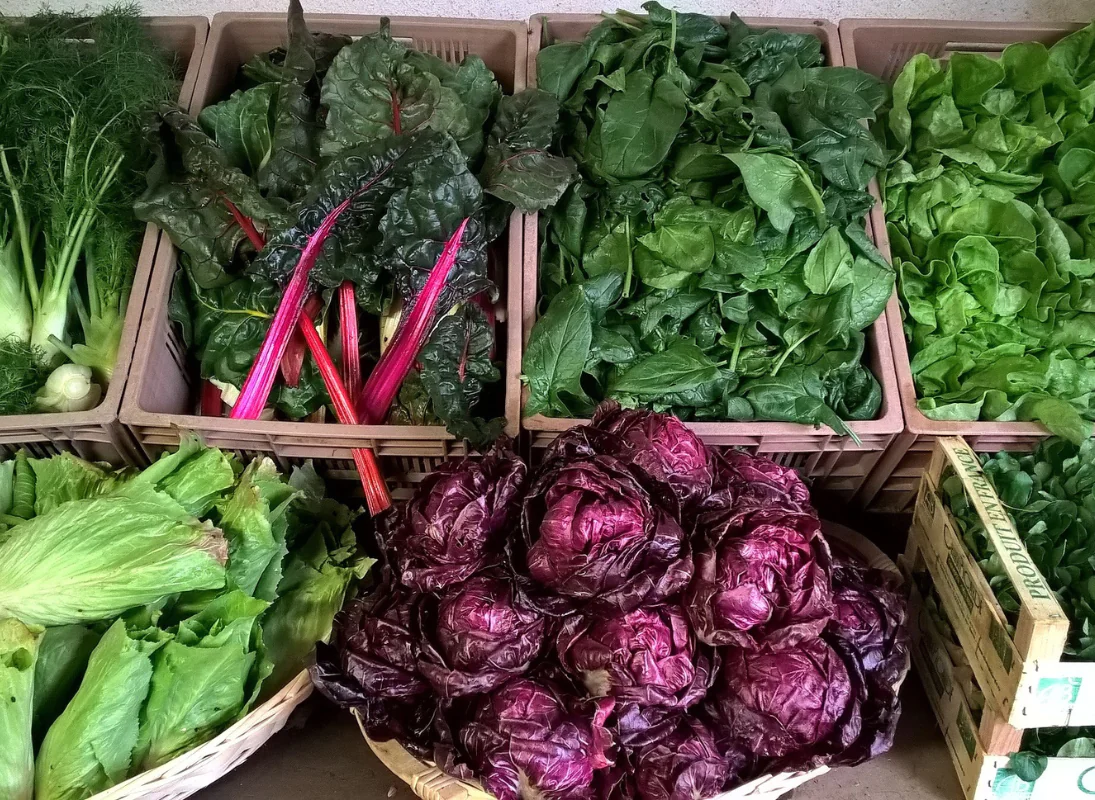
(0, 0), (1091, 23)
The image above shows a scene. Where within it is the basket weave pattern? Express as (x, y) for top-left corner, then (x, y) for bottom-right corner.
(89, 672), (312, 800)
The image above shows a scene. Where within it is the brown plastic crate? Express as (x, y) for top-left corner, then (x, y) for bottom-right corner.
(0, 17), (208, 467)
(122, 13), (528, 479)
(521, 15), (903, 503)
(841, 19), (1090, 512)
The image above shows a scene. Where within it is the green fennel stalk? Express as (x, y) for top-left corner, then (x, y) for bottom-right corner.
(0, 9), (176, 374)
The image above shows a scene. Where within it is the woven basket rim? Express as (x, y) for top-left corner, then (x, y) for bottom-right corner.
(359, 526), (900, 800)
(89, 670), (312, 800)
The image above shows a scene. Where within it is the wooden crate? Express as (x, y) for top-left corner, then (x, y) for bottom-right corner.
(906, 437), (1095, 730)
(906, 568), (1095, 800)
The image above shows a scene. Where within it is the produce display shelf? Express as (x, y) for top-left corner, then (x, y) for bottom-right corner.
(121, 12), (528, 484)
(520, 15), (904, 505)
(839, 19), (1092, 513)
(0, 16), (208, 467)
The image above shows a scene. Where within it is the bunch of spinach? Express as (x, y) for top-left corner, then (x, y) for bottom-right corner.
(521, 4), (894, 436)
(136, 0), (575, 444)
(882, 24), (1095, 443)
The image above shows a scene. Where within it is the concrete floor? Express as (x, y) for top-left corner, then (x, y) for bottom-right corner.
(195, 678), (962, 800)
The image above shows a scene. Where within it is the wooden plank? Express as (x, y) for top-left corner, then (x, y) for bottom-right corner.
(912, 437), (1095, 729)
(937, 438), (1069, 639)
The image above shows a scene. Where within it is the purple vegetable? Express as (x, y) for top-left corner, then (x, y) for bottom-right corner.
(713, 450), (812, 507)
(544, 401), (712, 514)
(687, 507), (833, 648)
(309, 582), (437, 756)
(517, 455), (692, 614)
(709, 638), (854, 760)
(459, 677), (614, 800)
(419, 574), (546, 698)
(632, 718), (734, 800)
(392, 443), (527, 592)
(324, 581), (428, 700)
(557, 605), (711, 744)
(828, 559), (910, 691)
(822, 559), (909, 768)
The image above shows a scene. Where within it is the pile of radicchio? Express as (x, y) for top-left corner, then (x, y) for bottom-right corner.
(312, 402), (909, 800)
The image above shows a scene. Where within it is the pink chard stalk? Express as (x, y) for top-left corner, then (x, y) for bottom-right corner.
(339, 280), (361, 397)
(230, 186), (372, 421)
(298, 312), (391, 515)
(356, 219), (470, 424)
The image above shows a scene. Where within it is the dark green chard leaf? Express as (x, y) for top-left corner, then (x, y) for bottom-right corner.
(480, 90), (578, 212)
(255, 0), (330, 202)
(319, 20), (500, 161)
(177, 270), (326, 417)
(198, 85), (276, 175)
(417, 304), (505, 447)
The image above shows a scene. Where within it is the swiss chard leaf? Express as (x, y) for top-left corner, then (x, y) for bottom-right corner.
(417, 304), (504, 447)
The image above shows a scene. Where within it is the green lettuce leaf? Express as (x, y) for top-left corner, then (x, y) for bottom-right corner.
(131, 591), (270, 771)
(35, 621), (168, 800)
(0, 618), (40, 800)
(0, 481), (227, 627)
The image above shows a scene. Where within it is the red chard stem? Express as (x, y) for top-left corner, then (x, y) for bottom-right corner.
(299, 311), (391, 515)
(355, 218), (470, 424)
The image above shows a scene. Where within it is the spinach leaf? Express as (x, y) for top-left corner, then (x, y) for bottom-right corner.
(522, 285), (593, 416)
(588, 72), (688, 179)
(526, 7), (892, 427)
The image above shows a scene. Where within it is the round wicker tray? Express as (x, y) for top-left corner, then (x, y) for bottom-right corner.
(361, 524), (902, 800)
(90, 671), (313, 800)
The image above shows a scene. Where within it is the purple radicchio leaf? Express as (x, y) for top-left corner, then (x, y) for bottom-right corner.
(707, 637), (855, 761)
(418, 573), (547, 698)
(543, 401), (713, 518)
(687, 506), (833, 649)
(514, 454), (692, 616)
(459, 677), (615, 800)
(390, 442), (527, 591)
(556, 604), (713, 746)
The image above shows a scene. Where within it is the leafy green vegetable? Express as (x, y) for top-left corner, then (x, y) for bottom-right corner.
(524, 4), (892, 430)
(0, 481), (229, 627)
(132, 591), (270, 771)
(942, 437), (1095, 658)
(883, 25), (1095, 441)
(0, 618), (39, 800)
(32, 626), (102, 745)
(0, 441), (372, 796)
(139, 3), (576, 440)
(260, 463), (373, 693)
(35, 621), (168, 800)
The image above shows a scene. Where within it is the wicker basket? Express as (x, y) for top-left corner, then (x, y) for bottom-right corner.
(520, 15), (904, 506)
(87, 671), (312, 800)
(359, 525), (901, 800)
